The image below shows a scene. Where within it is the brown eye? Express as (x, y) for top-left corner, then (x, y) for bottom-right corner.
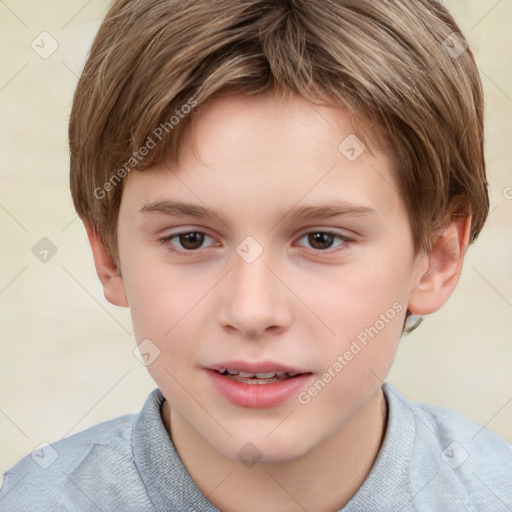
(176, 232), (205, 250)
(307, 232), (336, 250)
(161, 231), (215, 253)
(297, 231), (349, 252)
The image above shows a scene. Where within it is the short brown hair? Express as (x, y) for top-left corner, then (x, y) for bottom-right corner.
(69, 0), (489, 264)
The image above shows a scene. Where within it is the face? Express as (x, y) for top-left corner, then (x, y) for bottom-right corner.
(116, 90), (428, 462)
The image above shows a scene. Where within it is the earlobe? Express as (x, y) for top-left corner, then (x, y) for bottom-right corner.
(408, 214), (471, 316)
(83, 220), (129, 307)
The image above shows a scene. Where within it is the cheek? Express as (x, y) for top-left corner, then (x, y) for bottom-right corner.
(126, 276), (204, 400)
(123, 261), (215, 381)
(123, 256), (198, 335)
(299, 255), (409, 388)
(295, 291), (404, 435)
(301, 258), (408, 338)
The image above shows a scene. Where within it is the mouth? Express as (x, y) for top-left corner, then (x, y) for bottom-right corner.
(205, 361), (314, 408)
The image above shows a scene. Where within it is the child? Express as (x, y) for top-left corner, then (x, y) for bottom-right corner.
(1, 0), (511, 510)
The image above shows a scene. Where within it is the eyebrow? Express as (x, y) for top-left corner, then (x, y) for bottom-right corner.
(140, 200), (378, 223)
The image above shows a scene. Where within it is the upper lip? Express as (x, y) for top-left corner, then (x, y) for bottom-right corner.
(206, 360), (311, 374)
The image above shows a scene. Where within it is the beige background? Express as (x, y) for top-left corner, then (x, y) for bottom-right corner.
(0, 0), (511, 478)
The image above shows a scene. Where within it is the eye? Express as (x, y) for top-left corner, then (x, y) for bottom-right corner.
(159, 229), (352, 256)
(296, 230), (352, 253)
(159, 231), (216, 253)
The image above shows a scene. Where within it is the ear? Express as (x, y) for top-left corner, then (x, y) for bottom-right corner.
(83, 220), (129, 307)
(407, 213), (471, 316)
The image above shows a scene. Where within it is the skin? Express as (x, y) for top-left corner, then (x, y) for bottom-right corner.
(85, 90), (471, 511)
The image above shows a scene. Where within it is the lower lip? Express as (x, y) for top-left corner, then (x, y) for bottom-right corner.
(206, 369), (313, 409)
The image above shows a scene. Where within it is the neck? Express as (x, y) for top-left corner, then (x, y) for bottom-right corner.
(161, 389), (387, 512)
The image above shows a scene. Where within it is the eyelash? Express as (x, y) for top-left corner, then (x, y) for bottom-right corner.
(158, 230), (353, 257)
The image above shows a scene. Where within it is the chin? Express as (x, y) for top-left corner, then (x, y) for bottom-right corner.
(210, 428), (317, 465)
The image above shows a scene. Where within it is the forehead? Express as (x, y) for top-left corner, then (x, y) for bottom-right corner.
(185, 90), (380, 160)
(122, 90), (402, 223)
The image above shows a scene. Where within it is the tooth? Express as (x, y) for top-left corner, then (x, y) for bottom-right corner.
(227, 369), (239, 375)
(287, 372), (300, 377)
(218, 368), (226, 373)
(239, 371), (255, 378)
(246, 378), (276, 384)
(254, 372), (276, 378)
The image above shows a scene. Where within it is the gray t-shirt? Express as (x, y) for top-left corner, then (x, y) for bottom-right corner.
(1, 383), (511, 511)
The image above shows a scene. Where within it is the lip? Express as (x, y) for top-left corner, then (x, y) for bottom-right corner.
(205, 360), (314, 409)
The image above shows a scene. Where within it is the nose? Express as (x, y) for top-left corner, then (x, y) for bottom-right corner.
(217, 248), (293, 340)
